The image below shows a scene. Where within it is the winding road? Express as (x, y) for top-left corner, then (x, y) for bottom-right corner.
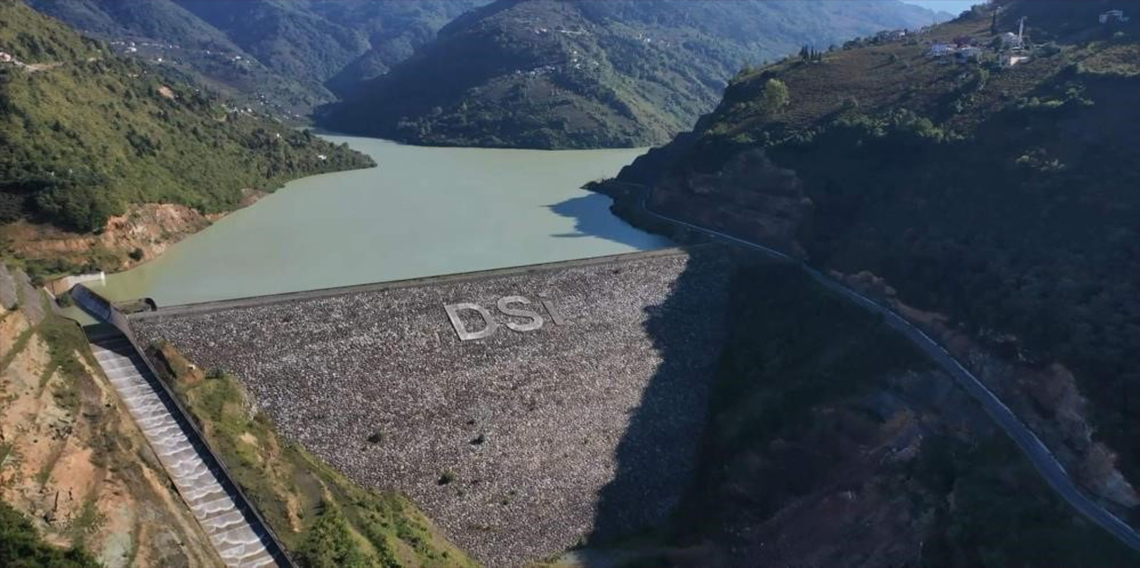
(634, 187), (1140, 552)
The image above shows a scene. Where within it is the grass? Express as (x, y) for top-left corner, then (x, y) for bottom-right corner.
(0, 500), (102, 568)
(65, 492), (106, 549)
(151, 342), (479, 568)
(0, 326), (35, 375)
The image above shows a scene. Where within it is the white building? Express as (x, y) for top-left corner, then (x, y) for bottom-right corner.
(930, 43), (955, 56)
(1000, 32), (1023, 49)
(1002, 54), (1030, 67)
(1099, 10), (1129, 24)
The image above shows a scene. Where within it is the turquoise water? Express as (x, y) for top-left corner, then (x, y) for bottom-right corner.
(89, 135), (670, 306)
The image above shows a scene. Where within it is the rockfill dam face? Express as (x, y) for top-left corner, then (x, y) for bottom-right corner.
(129, 247), (740, 567)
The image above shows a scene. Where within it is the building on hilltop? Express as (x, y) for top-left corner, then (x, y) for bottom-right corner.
(876, 29), (907, 42)
(1001, 31), (1024, 49)
(930, 43), (955, 57)
(1099, 10), (1129, 24)
(1002, 53), (1030, 67)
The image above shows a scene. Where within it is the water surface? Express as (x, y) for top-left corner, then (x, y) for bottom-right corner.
(90, 136), (669, 305)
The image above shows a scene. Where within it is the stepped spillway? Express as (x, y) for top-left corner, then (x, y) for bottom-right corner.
(88, 334), (284, 568)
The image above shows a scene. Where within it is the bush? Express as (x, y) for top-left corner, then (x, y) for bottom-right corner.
(297, 505), (369, 568)
(760, 78), (790, 117)
(0, 501), (102, 568)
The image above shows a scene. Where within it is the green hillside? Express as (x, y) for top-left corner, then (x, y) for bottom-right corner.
(27, 0), (487, 116)
(27, 0), (330, 115)
(320, 0), (945, 149)
(307, 0), (489, 95)
(175, 0), (369, 91)
(609, 0), (1140, 489)
(27, 0), (237, 51)
(0, 0), (374, 234)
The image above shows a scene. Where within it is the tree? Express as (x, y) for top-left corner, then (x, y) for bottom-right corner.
(0, 502), (102, 568)
(761, 79), (790, 116)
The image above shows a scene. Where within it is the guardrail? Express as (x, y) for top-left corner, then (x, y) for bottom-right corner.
(71, 284), (296, 568)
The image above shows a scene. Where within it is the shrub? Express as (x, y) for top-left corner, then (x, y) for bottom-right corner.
(0, 501), (102, 568)
(760, 78), (790, 117)
(366, 429), (384, 445)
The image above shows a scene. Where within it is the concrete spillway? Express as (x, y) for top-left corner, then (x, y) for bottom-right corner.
(88, 333), (283, 568)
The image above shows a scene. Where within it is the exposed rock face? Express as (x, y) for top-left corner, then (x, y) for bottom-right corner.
(0, 263), (18, 309)
(866, 277), (1140, 515)
(0, 290), (219, 567)
(3, 204), (212, 270)
(3, 191), (264, 275)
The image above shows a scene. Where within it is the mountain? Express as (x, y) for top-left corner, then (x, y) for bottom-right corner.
(26, 0), (236, 51)
(319, 0), (946, 149)
(596, 0), (1140, 529)
(303, 0), (491, 95)
(27, 0), (486, 116)
(174, 0), (370, 93)
(0, 0), (374, 269)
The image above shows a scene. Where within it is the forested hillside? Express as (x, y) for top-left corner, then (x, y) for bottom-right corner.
(603, 0), (1140, 508)
(320, 0), (944, 149)
(29, 0), (486, 115)
(0, 1), (373, 260)
(572, 263), (1137, 567)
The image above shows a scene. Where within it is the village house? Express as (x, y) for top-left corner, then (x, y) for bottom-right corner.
(876, 29), (907, 42)
(929, 43), (955, 57)
(1099, 10), (1129, 24)
(1002, 53), (1030, 67)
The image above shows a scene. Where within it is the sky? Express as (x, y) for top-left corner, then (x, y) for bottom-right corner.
(900, 0), (981, 18)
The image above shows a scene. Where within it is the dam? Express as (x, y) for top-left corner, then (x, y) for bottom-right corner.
(123, 246), (741, 567)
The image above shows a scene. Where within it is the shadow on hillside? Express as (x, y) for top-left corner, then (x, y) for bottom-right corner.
(546, 193), (668, 249)
(584, 247), (738, 546)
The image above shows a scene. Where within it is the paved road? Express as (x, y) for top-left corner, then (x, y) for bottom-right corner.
(634, 188), (1140, 551)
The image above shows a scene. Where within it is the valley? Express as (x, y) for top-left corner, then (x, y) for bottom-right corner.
(3, 1), (1139, 567)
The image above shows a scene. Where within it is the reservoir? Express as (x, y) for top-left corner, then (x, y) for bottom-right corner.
(88, 135), (670, 306)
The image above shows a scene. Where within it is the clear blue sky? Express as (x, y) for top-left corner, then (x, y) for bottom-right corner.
(901, 0), (981, 18)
